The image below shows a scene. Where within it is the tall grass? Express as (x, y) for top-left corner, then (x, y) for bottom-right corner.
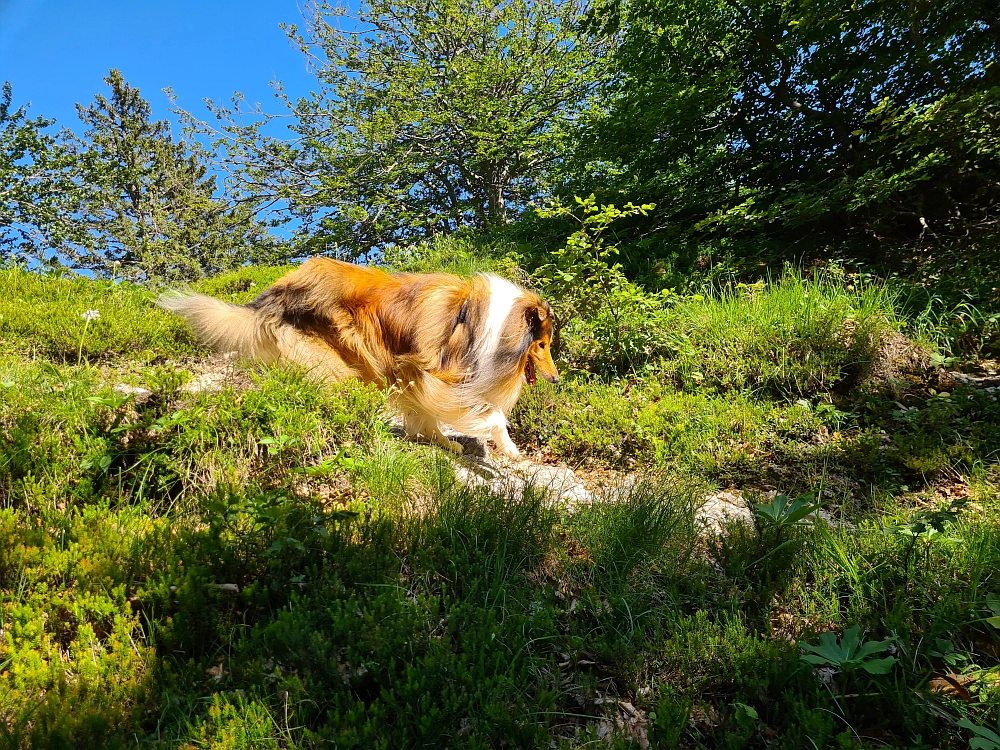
(571, 477), (697, 582)
(907, 293), (1000, 359)
(663, 271), (901, 396)
(553, 267), (902, 396)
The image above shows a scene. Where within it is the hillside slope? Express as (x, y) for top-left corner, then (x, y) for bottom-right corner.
(1, 263), (999, 748)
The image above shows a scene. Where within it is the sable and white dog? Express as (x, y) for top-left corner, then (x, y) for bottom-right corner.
(159, 258), (559, 457)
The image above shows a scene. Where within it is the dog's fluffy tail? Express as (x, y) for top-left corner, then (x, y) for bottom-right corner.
(159, 291), (357, 381)
(157, 292), (279, 362)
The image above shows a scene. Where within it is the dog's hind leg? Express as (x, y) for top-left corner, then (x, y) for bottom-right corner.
(273, 326), (357, 382)
(403, 411), (464, 455)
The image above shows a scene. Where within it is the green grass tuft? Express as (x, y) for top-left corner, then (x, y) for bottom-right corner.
(663, 272), (901, 396)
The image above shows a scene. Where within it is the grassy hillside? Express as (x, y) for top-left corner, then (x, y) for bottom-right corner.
(1, 257), (1000, 748)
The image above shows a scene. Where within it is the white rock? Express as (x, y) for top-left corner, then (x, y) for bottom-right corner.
(183, 373), (225, 394)
(696, 490), (754, 533)
(113, 383), (153, 402)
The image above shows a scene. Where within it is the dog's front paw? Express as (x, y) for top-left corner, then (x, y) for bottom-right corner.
(496, 442), (522, 460)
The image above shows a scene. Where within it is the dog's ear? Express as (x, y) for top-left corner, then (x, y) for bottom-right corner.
(524, 304), (543, 332)
(524, 301), (561, 352)
(549, 304), (562, 356)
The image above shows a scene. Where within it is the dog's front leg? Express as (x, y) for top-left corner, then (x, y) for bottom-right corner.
(431, 427), (465, 455)
(486, 410), (521, 459)
(403, 412), (464, 455)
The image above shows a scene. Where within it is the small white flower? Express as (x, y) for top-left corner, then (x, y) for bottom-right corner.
(81, 309), (100, 322)
(816, 667), (837, 685)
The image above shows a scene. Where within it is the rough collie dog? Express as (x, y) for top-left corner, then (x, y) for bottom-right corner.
(159, 258), (559, 457)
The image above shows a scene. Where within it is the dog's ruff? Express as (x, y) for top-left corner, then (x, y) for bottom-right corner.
(158, 258), (559, 457)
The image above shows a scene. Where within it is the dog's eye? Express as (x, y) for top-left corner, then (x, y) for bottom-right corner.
(539, 343), (545, 349)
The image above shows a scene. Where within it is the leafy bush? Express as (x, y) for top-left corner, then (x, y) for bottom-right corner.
(533, 196), (663, 375)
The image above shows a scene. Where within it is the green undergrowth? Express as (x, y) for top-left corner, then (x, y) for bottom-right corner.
(512, 375), (1000, 496)
(0, 269), (196, 364)
(513, 379), (823, 478)
(556, 270), (903, 395)
(1, 262), (999, 748)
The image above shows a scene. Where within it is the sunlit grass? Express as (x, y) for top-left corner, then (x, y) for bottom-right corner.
(0, 262), (998, 748)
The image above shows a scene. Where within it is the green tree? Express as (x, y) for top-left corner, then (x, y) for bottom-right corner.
(576, 0), (1000, 267)
(179, 0), (605, 257)
(65, 70), (279, 282)
(0, 82), (82, 265)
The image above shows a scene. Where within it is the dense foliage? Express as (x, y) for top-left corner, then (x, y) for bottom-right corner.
(176, 0), (604, 257)
(574, 0), (1000, 268)
(4, 2), (1000, 285)
(0, 83), (82, 263)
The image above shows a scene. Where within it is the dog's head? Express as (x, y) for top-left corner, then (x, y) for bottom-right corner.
(522, 299), (559, 386)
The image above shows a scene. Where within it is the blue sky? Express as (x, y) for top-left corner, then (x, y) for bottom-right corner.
(0, 0), (317, 132)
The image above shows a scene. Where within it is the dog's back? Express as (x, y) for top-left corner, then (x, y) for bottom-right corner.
(160, 258), (475, 385)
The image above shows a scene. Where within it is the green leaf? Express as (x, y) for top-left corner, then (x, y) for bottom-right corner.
(734, 703), (757, 720)
(960, 719), (1000, 745)
(839, 625), (861, 659)
(754, 492), (821, 528)
(854, 639), (892, 660)
(860, 656), (897, 674)
(800, 653), (834, 665)
(782, 498), (822, 525)
(732, 702), (758, 729)
(986, 595), (1000, 617)
(799, 626), (894, 674)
